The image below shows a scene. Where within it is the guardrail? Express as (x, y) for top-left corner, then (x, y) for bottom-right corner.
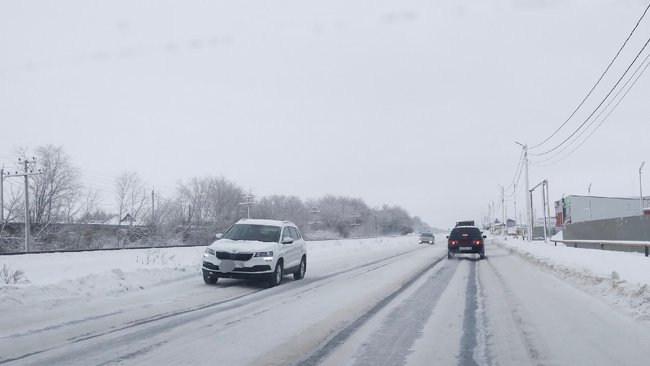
(552, 239), (650, 257)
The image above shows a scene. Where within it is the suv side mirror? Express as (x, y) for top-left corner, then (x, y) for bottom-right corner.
(482, 235), (487, 239)
(445, 236), (449, 239)
(215, 233), (223, 239)
(282, 237), (295, 244)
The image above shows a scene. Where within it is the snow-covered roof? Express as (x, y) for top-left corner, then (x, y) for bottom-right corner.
(236, 218), (295, 227)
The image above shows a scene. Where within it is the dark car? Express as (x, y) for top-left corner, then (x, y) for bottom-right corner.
(446, 226), (486, 259)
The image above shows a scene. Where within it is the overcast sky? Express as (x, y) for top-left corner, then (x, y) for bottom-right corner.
(1, 0), (649, 229)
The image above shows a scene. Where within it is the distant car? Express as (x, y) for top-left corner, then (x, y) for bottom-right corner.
(419, 233), (435, 244)
(202, 219), (307, 287)
(446, 225), (486, 259)
(455, 220), (475, 227)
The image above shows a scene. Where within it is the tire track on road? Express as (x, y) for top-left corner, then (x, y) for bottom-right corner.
(295, 253), (448, 366)
(483, 253), (543, 365)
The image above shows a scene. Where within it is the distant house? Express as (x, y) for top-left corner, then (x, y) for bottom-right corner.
(105, 213), (143, 226)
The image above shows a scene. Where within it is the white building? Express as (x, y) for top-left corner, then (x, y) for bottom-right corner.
(554, 195), (645, 226)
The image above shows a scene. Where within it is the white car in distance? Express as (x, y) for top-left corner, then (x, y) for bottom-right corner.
(202, 219), (307, 287)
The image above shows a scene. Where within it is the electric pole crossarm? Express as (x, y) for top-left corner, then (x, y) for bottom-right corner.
(4, 172), (43, 178)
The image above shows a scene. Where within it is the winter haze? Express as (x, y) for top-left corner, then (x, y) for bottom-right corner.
(1, 0), (649, 229)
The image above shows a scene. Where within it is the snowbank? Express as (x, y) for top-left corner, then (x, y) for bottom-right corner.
(495, 237), (650, 321)
(0, 236), (417, 312)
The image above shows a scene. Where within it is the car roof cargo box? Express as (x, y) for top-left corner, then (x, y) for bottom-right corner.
(455, 220), (475, 227)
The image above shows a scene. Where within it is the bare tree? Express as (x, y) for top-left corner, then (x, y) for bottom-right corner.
(177, 176), (243, 228)
(115, 171), (148, 226)
(1, 181), (23, 223)
(0, 183), (25, 252)
(315, 195), (371, 237)
(28, 145), (82, 224)
(256, 195), (309, 230)
(78, 189), (102, 224)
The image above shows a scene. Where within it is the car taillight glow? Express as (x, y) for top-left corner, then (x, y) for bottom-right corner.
(449, 240), (458, 246)
(473, 240), (482, 245)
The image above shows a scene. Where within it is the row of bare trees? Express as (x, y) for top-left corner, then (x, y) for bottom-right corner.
(1, 145), (432, 251)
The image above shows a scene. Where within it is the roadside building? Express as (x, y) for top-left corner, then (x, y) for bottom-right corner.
(554, 195), (644, 227)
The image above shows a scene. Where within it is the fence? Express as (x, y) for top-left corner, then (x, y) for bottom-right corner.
(551, 239), (650, 257)
(563, 215), (650, 241)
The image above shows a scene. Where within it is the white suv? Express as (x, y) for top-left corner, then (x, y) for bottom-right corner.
(202, 219), (307, 287)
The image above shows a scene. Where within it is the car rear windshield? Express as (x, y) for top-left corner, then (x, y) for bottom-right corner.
(222, 224), (281, 243)
(449, 227), (482, 239)
(420, 233), (433, 237)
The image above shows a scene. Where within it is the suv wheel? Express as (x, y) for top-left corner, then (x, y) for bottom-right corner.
(268, 261), (283, 287)
(203, 271), (217, 285)
(293, 256), (306, 280)
(480, 252), (486, 260)
(447, 252), (452, 259)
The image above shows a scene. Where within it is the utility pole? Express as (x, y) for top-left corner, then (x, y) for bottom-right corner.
(501, 185), (506, 235)
(239, 192), (256, 219)
(308, 206), (320, 230)
(151, 187), (155, 231)
(530, 179), (549, 242)
(587, 183), (591, 221)
(350, 210), (361, 227)
(5, 158), (41, 252)
(542, 180), (548, 243)
(1, 166), (4, 225)
(545, 181), (552, 236)
(516, 142), (532, 242)
(513, 182), (518, 227)
(640, 161), (646, 214)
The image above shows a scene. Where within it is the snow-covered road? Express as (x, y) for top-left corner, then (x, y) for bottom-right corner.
(2, 236), (650, 365)
(319, 244), (650, 366)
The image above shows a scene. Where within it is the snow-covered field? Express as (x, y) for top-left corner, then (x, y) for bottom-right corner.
(495, 236), (650, 321)
(0, 236), (426, 313)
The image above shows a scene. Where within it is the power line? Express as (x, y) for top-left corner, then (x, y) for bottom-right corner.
(534, 52), (650, 167)
(506, 161), (525, 198)
(505, 150), (525, 194)
(534, 49), (650, 166)
(530, 33), (650, 157)
(530, 1), (650, 151)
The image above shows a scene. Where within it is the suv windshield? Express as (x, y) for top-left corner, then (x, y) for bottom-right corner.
(420, 233), (432, 237)
(449, 227), (482, 239)
(222, 224), (281, 243)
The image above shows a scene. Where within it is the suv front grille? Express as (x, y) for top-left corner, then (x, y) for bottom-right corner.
(215, 252), (254, 261)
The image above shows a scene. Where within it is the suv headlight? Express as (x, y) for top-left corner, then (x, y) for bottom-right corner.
(204, 248), (216, 257)
(253, 251), (273, 259)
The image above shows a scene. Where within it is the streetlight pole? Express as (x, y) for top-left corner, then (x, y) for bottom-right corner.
(587, 183), (591, 221)
(640, 161), (646, 214)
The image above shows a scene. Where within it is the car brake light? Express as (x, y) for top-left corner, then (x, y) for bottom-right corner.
(449, 240), (458, 246)
(473, 240), (481, 245)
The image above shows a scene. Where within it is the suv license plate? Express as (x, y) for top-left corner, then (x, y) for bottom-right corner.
(219, 260), (235, 273)
(234, 261), (244, 268)
(460, 246), (472, 250)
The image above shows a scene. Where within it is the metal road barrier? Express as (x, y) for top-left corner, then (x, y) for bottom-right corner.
(552, 239), (650, 257)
